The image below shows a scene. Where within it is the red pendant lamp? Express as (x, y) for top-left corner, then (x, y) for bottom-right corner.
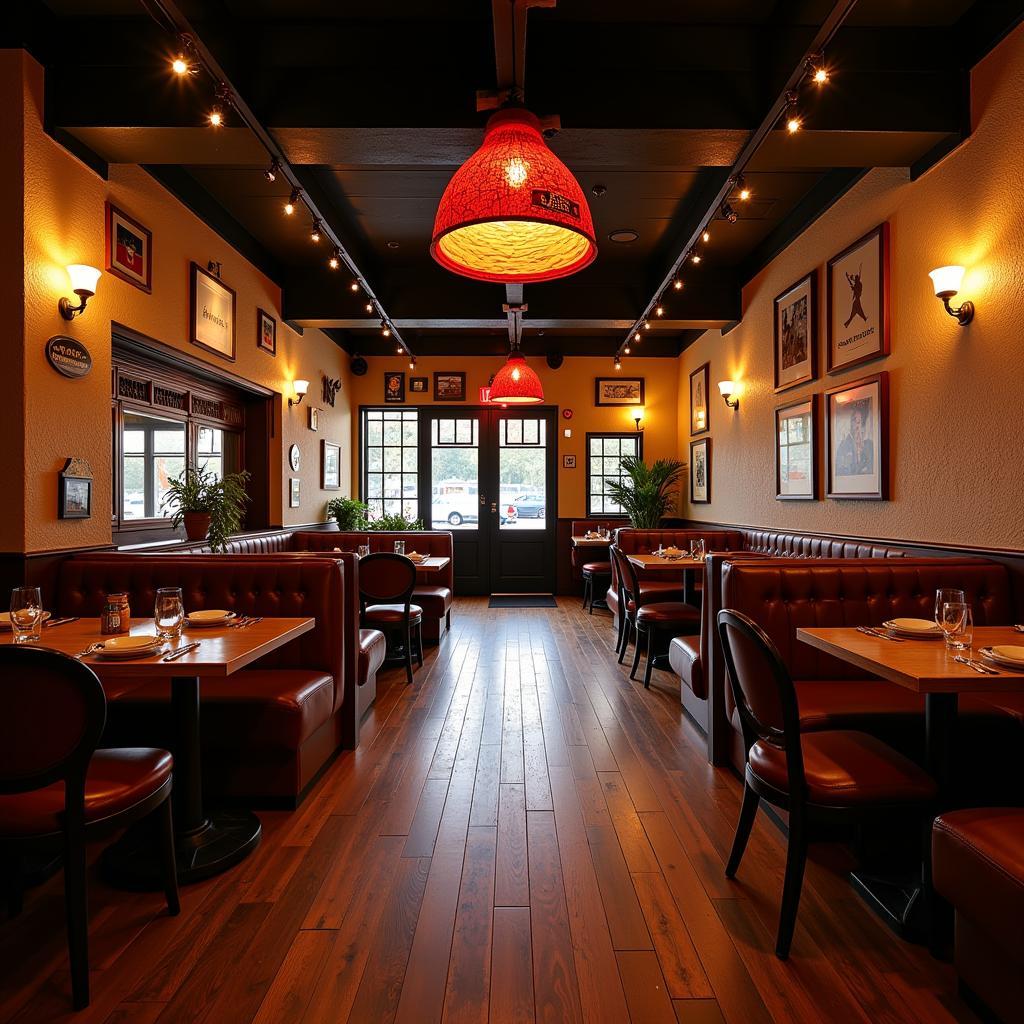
(489, 352), (544, 405)
(430, 108), (597, 284)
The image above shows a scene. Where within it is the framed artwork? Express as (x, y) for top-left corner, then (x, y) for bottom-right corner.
(289, 477), (301, 508)
(563, 454), (577, 469)
(774, 272), (817, 392)
(384, 371), (405, 404)
(825, 371), (889, 500)
(775, 395), (818, 501)
(257, 307), (276, 355)
(689, 362), (709, 434)
(321, 440), (341, 490)
(689, 438), (711, 504)
(58, 458), (93, 520)
(409, 376), (429, 394)
(827, 223), (890, 373)
(308, 407), (318, 431)
(105, 202), (152, 293)
(434, 372), (466, 401)
(190, 262), (236, 361)
(595, 377), (644, 407)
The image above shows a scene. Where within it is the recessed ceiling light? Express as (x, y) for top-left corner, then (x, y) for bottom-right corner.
(609, 229), (639, 243)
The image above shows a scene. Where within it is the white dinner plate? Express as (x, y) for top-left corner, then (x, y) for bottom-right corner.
(980, 645), (1024, 669)
(93, 636), (164, 659)
(882, 618), (944, 639)
(186, 609), (235, 627)
(0, 611), (51, 630)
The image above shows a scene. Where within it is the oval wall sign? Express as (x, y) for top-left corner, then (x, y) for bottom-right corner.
(45, 335), (93, 379)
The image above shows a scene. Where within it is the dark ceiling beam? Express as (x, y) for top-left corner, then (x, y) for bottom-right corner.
(327, 334), (684, 360)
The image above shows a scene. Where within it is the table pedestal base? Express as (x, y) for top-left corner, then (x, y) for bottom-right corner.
(101, 810), (262, 889)
(849, 868), (928, 942)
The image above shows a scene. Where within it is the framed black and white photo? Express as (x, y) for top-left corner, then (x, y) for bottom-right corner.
(563, 454), (577, 469)
(827, 223), (890, 373)
(433, 372), (466, 402)
(58, 458), (93, 519)
(409, 376), (429, 394)
(689, 362), (709, 434)
(595, 377), (644, 407)
(384, 371), (405, 404)
(826, 371), (889, 500)
(775, 395), (818, 501)
(257, 307), (276, 355)
(774, 272), (817, 392)
(289, 477), (300, 508)
(321, 440), (341, 490)
(689, 438), (711, 504)
(190, 262), (236, 361)
(105, 202), (152, 293)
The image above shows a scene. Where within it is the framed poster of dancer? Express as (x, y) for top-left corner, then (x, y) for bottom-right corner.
(826, 223), (890, 374)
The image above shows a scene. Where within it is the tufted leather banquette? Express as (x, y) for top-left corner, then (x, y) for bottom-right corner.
(56, 556), (348, 804)
(717, 558), (1014, 769)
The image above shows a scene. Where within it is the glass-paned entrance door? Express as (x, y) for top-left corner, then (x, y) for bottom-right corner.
(430, 417), (480, 529)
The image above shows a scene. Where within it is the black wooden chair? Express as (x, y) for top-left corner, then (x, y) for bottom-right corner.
(581, 558), (611, 614)
(716, 608), (937, 958)
(0, 646), (179, 1009)
(358, 552), (424, 685)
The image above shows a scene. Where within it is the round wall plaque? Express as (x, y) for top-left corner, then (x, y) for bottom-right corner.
(289, 444), (301, 472)
(45, 335), (92, 378)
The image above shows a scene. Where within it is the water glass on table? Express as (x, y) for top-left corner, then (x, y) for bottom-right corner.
(357, 544), (370, 558)
(394, 540), (406, 556)
(690, 539), (706, 561)
(935, 588), (965, 632)
(9, 587), (43, 643)
(155, 587), (184, 639)
(940, 601), (973, 651)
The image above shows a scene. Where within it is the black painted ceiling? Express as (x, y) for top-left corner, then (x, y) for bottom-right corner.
(13, 0), (1024, 358)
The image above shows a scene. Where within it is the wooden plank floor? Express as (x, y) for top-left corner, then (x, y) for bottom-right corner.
(0, 597), (981, 1024)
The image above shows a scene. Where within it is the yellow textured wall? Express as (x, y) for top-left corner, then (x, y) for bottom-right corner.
(8, 51), (352, 554)
(677, 24), (1024, 550)
(346, 355), (680, 518)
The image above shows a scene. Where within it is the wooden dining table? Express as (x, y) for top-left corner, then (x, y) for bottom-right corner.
(3, 615), (315, 886)
(626, 552), (705, 606)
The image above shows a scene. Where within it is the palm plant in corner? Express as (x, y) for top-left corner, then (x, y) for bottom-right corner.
(604, 455), (685, 529)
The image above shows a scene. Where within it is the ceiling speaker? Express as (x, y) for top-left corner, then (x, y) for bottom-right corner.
(546, 353), (564, 370)
(350, 355), (368, 376)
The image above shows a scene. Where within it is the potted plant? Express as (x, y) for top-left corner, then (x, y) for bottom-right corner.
(603, 455), (685, 529)
(364, 512), (424, 531)
(325, 496), (369, 530)
(164, 467), (251, 552)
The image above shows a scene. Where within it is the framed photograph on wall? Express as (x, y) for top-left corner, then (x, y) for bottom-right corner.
(689, 438), (711, 504)
(825, 371), (889, 500)
(105, 202), (152, 293)
(289, 477), (301, 508)
(434, 372), (466, 401)
(190, 262), (236, 361)
(595, 377), (644, 407)
(308, 407), (319, 431)
(384, 371), (405, 403)
(689, 362), (709, 434)
(321, 440), (341, 490)
(257, 307), (276, 355)
(58, 458), (93, 520)
(827, 223), (890, 373)
(563, 454), (577, 469)
(409, 376), (428, 394)
(774, 272), (817, 392)
(775, 395), (818, 501)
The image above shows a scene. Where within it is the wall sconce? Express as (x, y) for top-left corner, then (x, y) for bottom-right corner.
(632, 408), (644, 432)
(718, 380), (740, 410)
(928, 265), (974, 325)
(288, 379), (310, 407)
(58, 264), (101, 320)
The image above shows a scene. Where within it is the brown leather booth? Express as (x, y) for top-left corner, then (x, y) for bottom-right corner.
(717, 558), (1014, 770)
(933, 808), (1024, 1024)
(55, 556), (349, 805)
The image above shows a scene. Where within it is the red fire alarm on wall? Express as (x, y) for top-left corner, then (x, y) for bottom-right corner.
(562, 408), (573, 419)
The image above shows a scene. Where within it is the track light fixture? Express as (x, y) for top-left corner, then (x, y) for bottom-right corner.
(264, 158), (280, 183)
(702, 229), (711, 244)
(310, 219), (322, 244)
(784, 91), (802, 134)
(207, 104), (223, 128)
(721, 201), (738, 224)
(734, 175), (751, 202)
(207, 83), (230, 127)
(284, 188), (300, 216)
(691, 252), (702, 265)
(655, 304), (664, 317)
(350, 280), (360, 293)
(381, 321), (391, 338)
(614, 355), (622, 370)
(673, 277), (683, 291)
(328, 248), (340, 270)
(807, 54), (830, 85)
(364, 301), (374, 314)
(633, 331), (641, 343)
(408, 356), (416, 369)
(624, 344), (631, 354)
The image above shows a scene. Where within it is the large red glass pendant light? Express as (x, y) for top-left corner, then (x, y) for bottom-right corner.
(489, 352), (544, 405)
(430, 108), (597, 284)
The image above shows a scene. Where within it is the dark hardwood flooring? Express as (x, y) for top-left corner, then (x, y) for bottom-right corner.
(0, 597), (981, 1023)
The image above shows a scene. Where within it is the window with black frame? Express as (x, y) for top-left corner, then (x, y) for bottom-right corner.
(586, 433), (643, 516)
(362, 408), (419, 521)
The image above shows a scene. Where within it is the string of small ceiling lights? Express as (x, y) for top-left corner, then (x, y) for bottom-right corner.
(169, 34), (414, 365)
(612, 54), (831, 369)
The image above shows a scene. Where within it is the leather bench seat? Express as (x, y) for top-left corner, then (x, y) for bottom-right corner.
(118, 670), (336, 750)
(669, 636), (703, 697)
(412, 585), (452, 620)
(359, 628), (386, 684)
(933, 808), (1024, 1023)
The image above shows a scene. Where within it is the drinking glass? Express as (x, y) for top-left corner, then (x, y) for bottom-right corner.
(940, 601), (973, 650)
(935, 588), (966, 631)
(357, 544), (370, 558)
(155, 587), (184, 639)
(9, 587), (43, 643)
(394, 540), (406, 556)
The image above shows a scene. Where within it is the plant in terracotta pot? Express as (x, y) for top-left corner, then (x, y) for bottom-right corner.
(603, 455), (685, 529)
(164, 467), (251, 552)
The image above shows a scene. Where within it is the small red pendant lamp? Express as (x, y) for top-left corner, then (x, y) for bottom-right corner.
(430, 107), (597, 284)
(489, 352), (544, 405)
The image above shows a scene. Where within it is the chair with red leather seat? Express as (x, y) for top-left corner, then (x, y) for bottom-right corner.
(0, 647), (179, 1009)
(717, 608), (937, 959)
(358, 553), (423, 685)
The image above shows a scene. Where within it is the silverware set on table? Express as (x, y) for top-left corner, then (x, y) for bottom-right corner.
(229, 615), (263, 629)
(953, 655), (1000, 675)
(75, 640), (204, 661)
(856, 625), (904, 643)
(855, 624), (1015, 674)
